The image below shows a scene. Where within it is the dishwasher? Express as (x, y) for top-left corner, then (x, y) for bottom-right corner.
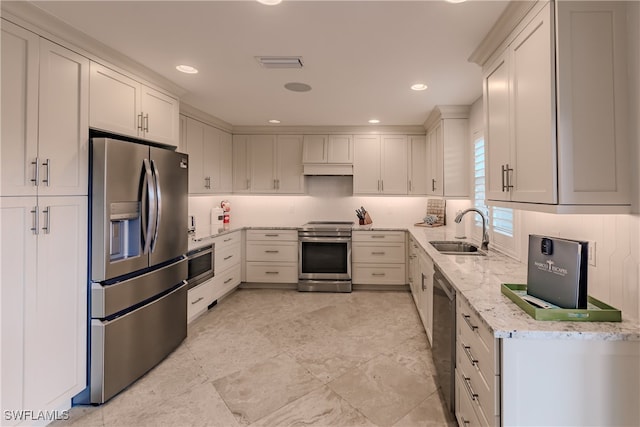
(432, 266), (456, 415)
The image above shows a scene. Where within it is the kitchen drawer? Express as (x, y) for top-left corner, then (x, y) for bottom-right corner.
(246, 241), (297, 262)
(352, 230), (406, 243)
(212, 230), (241, 249)
(457, 297), (498, 375)
(215, 243), (241, 274)
(187, 279), (213, 323)
(246, 229), (297, 241)
(246, 262), (298, 283)
(352, 241), (405, 264)
(212, 264), (240, 301)
(352, 263), (406, 285)
(457, 338), (498, 422)
(455, 368), (491, 427)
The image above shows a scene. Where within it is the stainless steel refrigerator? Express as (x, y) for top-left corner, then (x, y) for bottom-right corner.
(80, 137), (188, 404)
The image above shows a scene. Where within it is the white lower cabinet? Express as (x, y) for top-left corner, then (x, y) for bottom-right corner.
(245, 229), (298, 284)
(455, 296), (499, 427)
(187, 279), (213, 323)
(352, 231), (406, 286)
(417, 250), (434, 343)
(1, 196), (87, 423)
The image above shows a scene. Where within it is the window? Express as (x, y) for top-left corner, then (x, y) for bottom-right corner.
(473, 134), (517, 255)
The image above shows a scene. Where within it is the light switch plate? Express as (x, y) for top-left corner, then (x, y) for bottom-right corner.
(588, 241), (596, 266)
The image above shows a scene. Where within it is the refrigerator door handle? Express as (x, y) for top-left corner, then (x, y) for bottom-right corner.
(150, 159), (162, 253)
(142, 158), (156, 255)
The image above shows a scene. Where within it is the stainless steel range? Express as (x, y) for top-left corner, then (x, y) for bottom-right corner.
(298, 221), (353, 292)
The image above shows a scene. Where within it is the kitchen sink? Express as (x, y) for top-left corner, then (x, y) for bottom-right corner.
(429, 240), (486, 256)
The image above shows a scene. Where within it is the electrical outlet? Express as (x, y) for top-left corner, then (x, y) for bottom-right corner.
(588, 241), (596, 266)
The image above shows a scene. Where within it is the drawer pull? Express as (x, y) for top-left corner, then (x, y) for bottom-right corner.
(265, 271), (279, 274)
(463, 314), (478, 331)
(224, 255), (234, 261)
(372, 272), (386, 277)
(371, 235), (386, 239)
(463, 376), (478, 401)
(371, 251), (386, 255)
(224, 238), (232, 242)
(265, 250), (280, 253)
(463, 345), (478, 367)
(191, 297), (204, 305)
(224, 277), (233, 284)
(264, 233), (279, 237)
(460, 415), (470, 425)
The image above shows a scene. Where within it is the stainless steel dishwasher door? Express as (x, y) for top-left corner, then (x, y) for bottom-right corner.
(432, 267), (456, 415)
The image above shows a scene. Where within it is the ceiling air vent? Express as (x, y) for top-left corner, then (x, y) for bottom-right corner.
(256, 56), (303, 68)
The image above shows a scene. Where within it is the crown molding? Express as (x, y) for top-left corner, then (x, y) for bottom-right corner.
(468, 0), (539, 67)
(230, 125), (426, 136)
(180, 104), (234, 133)
(423, 105), (471, 130)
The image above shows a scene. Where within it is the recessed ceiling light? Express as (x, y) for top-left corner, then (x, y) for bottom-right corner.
(257, 0), (282, 5)
(411, 83), (428, 91)
(176, 65), (198, 74)
(445, 0), (467, 3)
(284, 82), (312, 92)
(268, 119), (281, 124)
(368, 119), (380, 124)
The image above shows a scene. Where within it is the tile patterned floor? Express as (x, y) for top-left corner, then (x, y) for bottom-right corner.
(54, 289), (456, 427)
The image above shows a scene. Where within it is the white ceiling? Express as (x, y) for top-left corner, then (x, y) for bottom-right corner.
(31, 0), (508, 127)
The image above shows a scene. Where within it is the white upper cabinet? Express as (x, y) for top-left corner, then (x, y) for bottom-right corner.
(481, 0), (630, 212)
(302, 134), (353, 175)
(1, 22), (89, 197)
(89, 62), (179, 146)
(233, 134), (303, 194)
(424, 106), (469, 198)
(302, 135), (329, 163)
(354, 134), (408, 194)
(184, 116), (232, 194)
(408, 135), (427, 195)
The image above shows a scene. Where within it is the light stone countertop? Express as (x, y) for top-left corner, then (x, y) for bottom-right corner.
(190, 223), (640, 341)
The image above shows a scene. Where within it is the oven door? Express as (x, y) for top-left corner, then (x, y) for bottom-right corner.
(187, 244), (214, 289)
(298, 236), (351, 281)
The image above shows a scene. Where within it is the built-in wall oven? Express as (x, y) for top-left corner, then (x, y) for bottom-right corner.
(187, 244), (214, 290)
(298, 221), (353, 292)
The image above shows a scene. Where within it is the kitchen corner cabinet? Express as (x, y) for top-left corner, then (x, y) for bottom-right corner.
(424, 107), (469, 198)
(1, 21), (89, 197)
(353, 135), (408, 195)
(483, 0), (630, 211)
(245, 230), (298, 283)
(89, 61), (180, 146)
(352, 231), (407, 286)
(183, 116), (232, 194)
(408, 135), (427, 195)
(232, 135), (304, 194)
(1, 196), (87, 424)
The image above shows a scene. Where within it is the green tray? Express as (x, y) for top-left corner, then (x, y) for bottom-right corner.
(501, 283), (621, 322)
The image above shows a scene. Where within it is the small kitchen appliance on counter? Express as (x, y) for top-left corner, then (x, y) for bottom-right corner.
(527, 235), (588, 309)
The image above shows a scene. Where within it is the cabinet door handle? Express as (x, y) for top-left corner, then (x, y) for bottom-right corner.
(265, 250), (280, 253)
(41, 206), (51, 234)
(381, 180), (384, 192)
(409, 180), (412, 192)
(246, 179), (250, 189)
(30, 206), (39, 235)
(506, 164), (514, 190)
(421, 274), (426, 291)
(224, 238), (233, 242)
(432, 178), (436, 191)
(463, 314), (478, 331)
(144, 113), (149, 132)
(205, 177), (211, 189)
(41, 159), (51, 186)
(377, 179), (381, 191)
(463, 345), (478, 367)
(460, 415), (471, 425)
(31, 158), (40, 186)
(501, 164), (507, 192)
(224, 255), (233, 261)
(137, 113), (144, 131)
(191, 297), (204, 305)
(224, 277), (234, 284)
(463, 376), (478, 401)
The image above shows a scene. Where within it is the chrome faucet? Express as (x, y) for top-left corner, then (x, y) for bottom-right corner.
(455, 208), (489, 250)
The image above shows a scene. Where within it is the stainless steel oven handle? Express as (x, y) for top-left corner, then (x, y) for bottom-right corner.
(299, 236), (351, 243)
